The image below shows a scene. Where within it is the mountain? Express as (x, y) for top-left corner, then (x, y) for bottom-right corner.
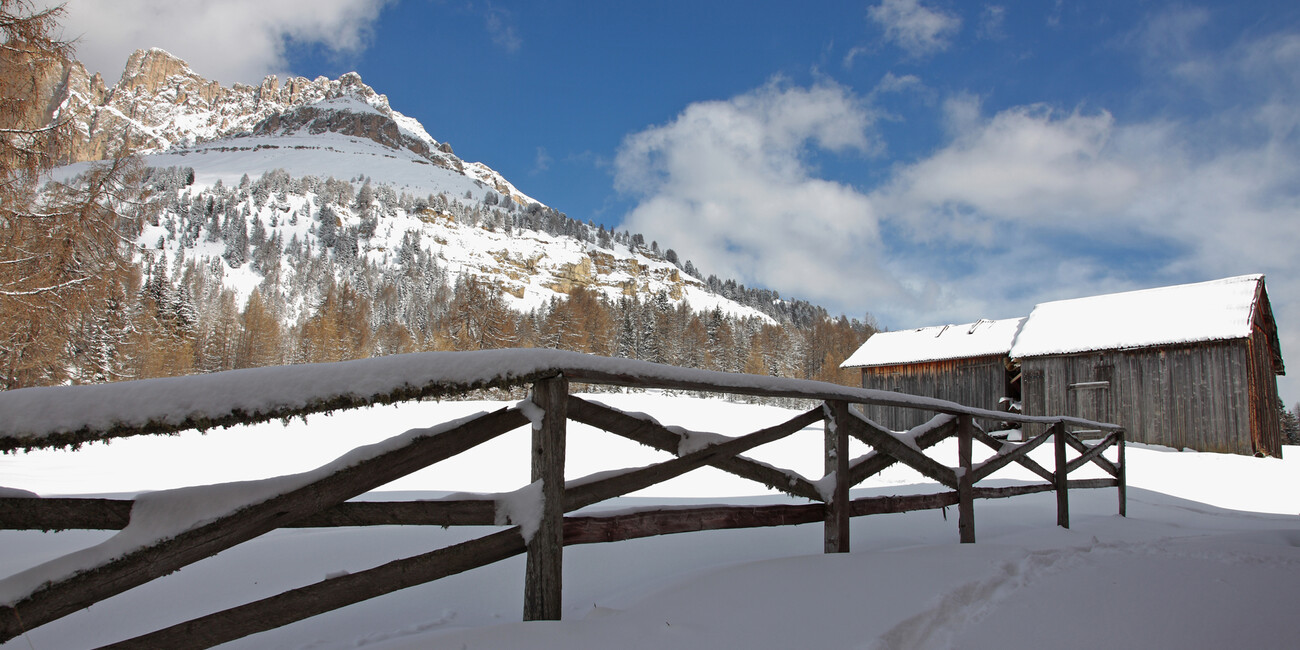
(43, 49), (784, 318)
(41, 48), (531, 205)
(27, 48), (869, 386)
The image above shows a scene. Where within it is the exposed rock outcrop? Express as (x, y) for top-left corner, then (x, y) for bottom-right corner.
(35, 49), (470, 172)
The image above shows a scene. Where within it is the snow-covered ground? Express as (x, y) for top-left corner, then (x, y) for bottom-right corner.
(2, 392), (1298, 649)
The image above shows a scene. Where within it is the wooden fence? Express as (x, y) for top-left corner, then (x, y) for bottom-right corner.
(0, 350), (1124, 649)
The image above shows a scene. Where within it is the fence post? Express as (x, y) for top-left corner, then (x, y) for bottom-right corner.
(824, 401), (850, 553)
(524, 376), (567, 621)
(1117, 429), (1126, 517)
(957, 414), (975, 543)
(1053, 421), (1069, 529)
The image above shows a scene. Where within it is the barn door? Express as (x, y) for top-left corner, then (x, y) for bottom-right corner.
(1020, 369), (1046, 439)
(1068, 364), (1113, 437)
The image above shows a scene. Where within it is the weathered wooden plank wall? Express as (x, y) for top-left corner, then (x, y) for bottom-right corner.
(1021, 341), (1268, 455)
(859, 356), (1010, 431)
(1247, 315), (1284, 457)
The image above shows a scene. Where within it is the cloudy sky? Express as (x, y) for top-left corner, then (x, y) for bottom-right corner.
(58, 0), (1300, 403)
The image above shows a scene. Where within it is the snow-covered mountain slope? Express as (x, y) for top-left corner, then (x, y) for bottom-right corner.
(42, 49), (781, 323)
(127, 159), (769, 321)
(145, 131), (489, 204)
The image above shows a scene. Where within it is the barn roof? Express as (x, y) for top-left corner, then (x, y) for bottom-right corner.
(841, 317), (1026, 368)
(1010, 274), (1267, 358)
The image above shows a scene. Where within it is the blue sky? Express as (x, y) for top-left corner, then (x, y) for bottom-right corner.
(61, 0), (1300, 403)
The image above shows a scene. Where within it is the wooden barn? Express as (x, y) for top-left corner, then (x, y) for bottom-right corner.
(1010, 274), (1286, 457)
(840, 317), (1025, 431)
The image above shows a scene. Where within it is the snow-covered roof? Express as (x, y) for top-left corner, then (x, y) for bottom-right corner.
(1010, 274), (1266, 358)
(841, 318), (1025, 369)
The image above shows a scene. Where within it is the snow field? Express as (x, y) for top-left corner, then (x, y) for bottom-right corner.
(2, 393), (1298, 649)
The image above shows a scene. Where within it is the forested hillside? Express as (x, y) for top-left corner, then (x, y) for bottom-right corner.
(43, 164), (872, 392)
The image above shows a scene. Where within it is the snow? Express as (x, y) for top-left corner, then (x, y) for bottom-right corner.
(494, 480), (544, 543)
(309, 95), (387, 118)
(1011, 274), (1265, 358)
(0, 412), (487, 606)
(140, 131), (489, 201)
(812, 472), (838, 501)
(1, 393), (1299, 649)
(516, 397), (546, 431)
(844, 275), (1272, 367)
(842, 318), (1025, 368)
(674, 428), (732, 456)
(462, 161), (540, 207)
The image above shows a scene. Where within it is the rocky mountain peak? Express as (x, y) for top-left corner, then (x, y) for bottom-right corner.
(116, 48), (208, 98)
(31, 47), (536, 209)
(39, 49), (439, 165)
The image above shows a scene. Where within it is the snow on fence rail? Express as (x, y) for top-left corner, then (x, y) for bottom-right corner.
(0, 349), (1126, 648)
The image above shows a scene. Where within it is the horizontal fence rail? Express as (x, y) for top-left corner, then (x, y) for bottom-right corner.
(0, 349), (1125, 648)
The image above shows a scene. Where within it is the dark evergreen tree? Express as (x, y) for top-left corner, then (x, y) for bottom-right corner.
(318, 205), (339, 248)
(223, 213), (248, 268)
(1281, 400), (1300, 445)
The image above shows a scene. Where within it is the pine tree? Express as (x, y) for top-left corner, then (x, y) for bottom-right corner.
(1281, 400), (1300, 445)
(1, 151), (150, 386)
(681, 316), (708, 369)
(235, 289), (282, 368)
(318, 205), (338, 248)
(444, 276), (516, 350)
(297, 280), (372, 362)
(223, 213), (248, 268)
(616, 309), (638, 359)
(67, 281), (136, 383)
(335, 226), (359, 263)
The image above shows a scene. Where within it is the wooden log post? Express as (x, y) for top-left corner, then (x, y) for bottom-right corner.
(1053, 421), (1069, 529)
(525, 376), (567, 621)
(1117, 429), (1127, 517)
(957, 414), (975, 543)
(824, 401), (850, 553)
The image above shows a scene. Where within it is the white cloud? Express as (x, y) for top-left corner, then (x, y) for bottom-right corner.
(615, 79), (900, 309)
(868, 81), (1300, 401)
(868, 0), (962, 59)
(842, 45), (870, 70)
(1046, 0), (1064, 28)
(613, 22), (1299, 402)
(484, 5), (522, 53)
(877, 103), (1143, 244)
(876, 95), (1298, 282)
(531, 146), (551, 175)
(57, 0), (393, 84)
(978, 5), (1006, 40)
(614, 69), (1299, 349)
(859, 14), (1300, 404)
(871, 72), (923, 95)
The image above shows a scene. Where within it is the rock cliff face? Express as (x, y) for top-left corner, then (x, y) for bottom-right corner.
(36, 48), (528, 204)
(43, 48), (431, 159)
